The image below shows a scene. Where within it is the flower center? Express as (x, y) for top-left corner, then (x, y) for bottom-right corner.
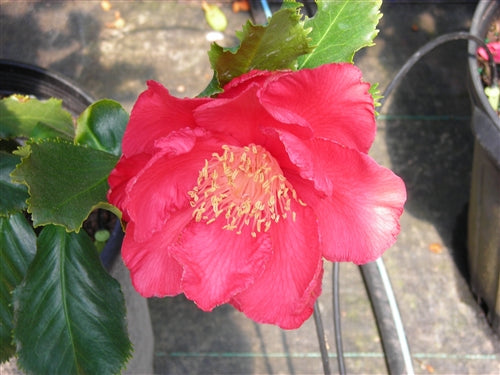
(188, 144), (304, 237)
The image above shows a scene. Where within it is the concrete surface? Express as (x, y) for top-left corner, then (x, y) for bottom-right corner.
(1, 1), (499, 374)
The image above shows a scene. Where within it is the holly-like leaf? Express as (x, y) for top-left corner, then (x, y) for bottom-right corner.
(206, 5), (313, 92)
(75, 100), (128, 156)
(0, 151), (28, 215)
(10, 139), (120, 231)
(0, 213), (36, 363)
(298, 0), (382, 68)
(13, 225), (131, 374)
(0, 95), (74, 140)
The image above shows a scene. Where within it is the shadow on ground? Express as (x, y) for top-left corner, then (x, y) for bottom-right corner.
(149, 295), (254, 374)
(377, 2), (476, 283)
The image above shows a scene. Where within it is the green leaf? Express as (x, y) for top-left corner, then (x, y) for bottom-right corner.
(0, 95), (75, 140)
(207, 6), (313, 90)
(0, 151), (28, 215)
(197, 73), (224, 98)
(10, 139), (119, 231)
(13, 225), (131, 375)
(75, 100), (128, 156)
(298, 0), (382, 68)
(0, 213), (36, 363)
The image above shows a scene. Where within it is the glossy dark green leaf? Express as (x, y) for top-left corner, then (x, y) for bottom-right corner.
(0, 95), (74, 140)
(14, 225), (131, 375)
(298, 0), (382, 68)
(0, 151), (28, 215)
(10, 139), (120, 231)
(0, 213), (36, 363)
(75, 100), (128, 156)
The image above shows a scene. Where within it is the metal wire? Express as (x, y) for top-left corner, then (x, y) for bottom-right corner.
(381, 31), (498, 109)
(375, 258), (414, 374)
(312, 263), (345, 375)
(313, 301), (332, 375)
(332, 262), (346, 375)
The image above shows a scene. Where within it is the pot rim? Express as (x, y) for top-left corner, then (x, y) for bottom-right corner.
(0, 59), (94, 116)
(468, 0), (500, 131)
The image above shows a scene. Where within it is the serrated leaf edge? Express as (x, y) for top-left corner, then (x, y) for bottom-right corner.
(10, 139), (118, 232)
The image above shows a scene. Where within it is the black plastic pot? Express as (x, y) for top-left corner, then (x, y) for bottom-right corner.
(0, 59), (93, 117)
(467, 0), (500, 334)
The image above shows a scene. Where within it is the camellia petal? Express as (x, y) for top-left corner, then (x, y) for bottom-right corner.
(121, 129), (229, 241)
(196, 81), (313, 146)
(218, 69), (278, 99)
(121, 217), (191, 297)
(259, 63), (376, 152)
(231, 201), (323, 329)
(109, 127), (207, 221)
(478, 41), (500, 63)
(171, 220), (273, 311)
(107, 152), (151, 222)
(287, 139), (406, 264)
(121, 81), (212, 157)
(194, 83), (272, 145)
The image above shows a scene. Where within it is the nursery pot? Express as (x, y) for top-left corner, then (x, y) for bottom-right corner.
(0, 59), (154, 373)
(0, 59), (93, 116)
(467, 1), (500, 333)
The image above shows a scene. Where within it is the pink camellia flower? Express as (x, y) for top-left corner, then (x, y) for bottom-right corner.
(107, 63), (406, 329)
(478, 41), (500, 63)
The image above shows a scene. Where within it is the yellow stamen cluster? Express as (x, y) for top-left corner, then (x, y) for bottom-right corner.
(188, 144), (305, 237)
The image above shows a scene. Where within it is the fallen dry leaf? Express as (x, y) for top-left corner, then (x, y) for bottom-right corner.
(428, 242), (443, 254)
(417, 359), (435, 373)
(233, 0), (250, 13)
